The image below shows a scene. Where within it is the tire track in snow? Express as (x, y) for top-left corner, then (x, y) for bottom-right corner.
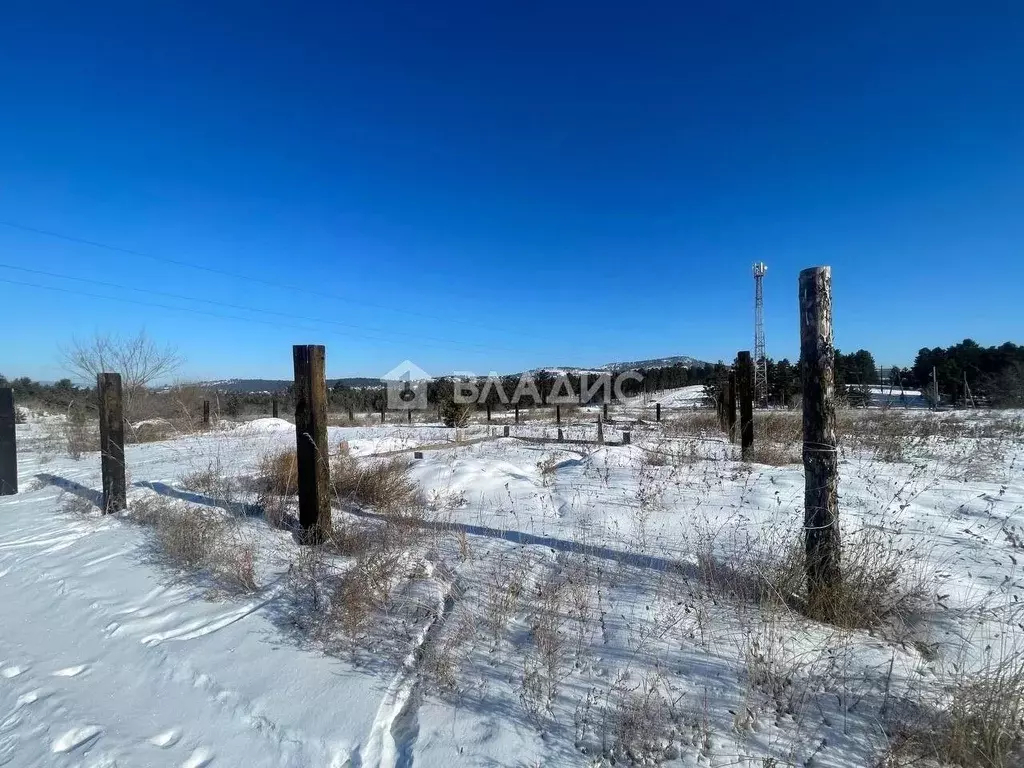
(359, 567), (458, 768)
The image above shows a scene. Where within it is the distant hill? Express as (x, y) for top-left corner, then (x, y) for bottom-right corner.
(201, 356), (708, 392)
(201, 377), (381, 393)
(599, 355), (707, 371)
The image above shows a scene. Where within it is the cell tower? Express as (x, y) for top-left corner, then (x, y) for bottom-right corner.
(753, 262), (768, 406)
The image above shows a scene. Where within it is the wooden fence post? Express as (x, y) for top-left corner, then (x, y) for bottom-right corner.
(97, 373), (127, 513)
(556, 405), (561, 425)
(348, 407), (354, 422)
(622, 430), (631, 445)
(603, 402), (608, 421)
(0, 388), (17, 496)
(597, 415), (604, 444)
(727, 371), (737, 443)
(272, 396), (279, 419)
(503, 425), (510, 437)
(515, 405), (520, 424)
(737, 352), (754, 459)
(557, 427), (564, 442)
(407, 409), (412, 425)
(202, 399), (211, 427)
(293, 345), (331, 543)
(655, 402), (661, 422)
(799, 266), (841, 610)
(380, 404), (386, 424)
(486, 403), (491, 422)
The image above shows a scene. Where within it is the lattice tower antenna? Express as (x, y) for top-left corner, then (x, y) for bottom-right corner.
(753, 262), (768, 405)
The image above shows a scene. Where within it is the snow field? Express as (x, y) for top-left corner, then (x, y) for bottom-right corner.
(1, 407), (1023, 766)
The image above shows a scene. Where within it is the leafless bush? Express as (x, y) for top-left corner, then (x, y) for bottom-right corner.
(41, 403), (98, 459)
(126, 419), (178, 444)
(130, 497), (258, 593)
(743, 441), (800, 466)
(332, 444), (422, 513)
(254, 450), (299, 497)
(61, 330), (183, 420)
(179, 459), (237, 503)
(483, 553), (527, 643)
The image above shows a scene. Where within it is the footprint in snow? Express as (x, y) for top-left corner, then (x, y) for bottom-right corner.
(149, 727), (183, 748)
(51, 725), (102, 753)
(52, 664), (89, 678)
(0, 666), (24, 679)
(181, 746), (215, 767)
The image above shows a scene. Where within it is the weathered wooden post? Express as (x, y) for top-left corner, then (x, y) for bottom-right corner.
(272, 395), (279, 419)
(603, 402), (608, 420)
(202, 399), (210, 427)
(486, 403), (492, 422)
(727, 371), (738, 443)
(0, 388), (17, 496)
(655, 402), (661, 422)
(97, 373), (127, 513)
(556, 405), (561, 425)
(293, 345), (331, 543)
(380, 404), (386, 424)
(348, 407), (354, 422)
(622, 430), (631, 445)
(503, 425), (510, 437)
(597, 415), (604, 445)
(407, 409), (412, 425)
(737, 352), (754, 459)
(514, 405), (520, 424)
(557, 427), (564, 442)
(799, 266), (841, 610)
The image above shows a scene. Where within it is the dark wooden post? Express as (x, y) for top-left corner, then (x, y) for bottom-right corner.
(348, 407), (354, 422)
(557, 427), (564, 442)
(799, 266), (841, 609)
(293, 345), (331, 543)
(503, 425), (510, 437)
(202, 399), (210, 427)
(738, 352), (754, 459)
(597, 415), (604, 444)
(655, 402), (661, 422)
(556, 405), (561, 425)
(622, 430), (631, 445)
(514, 405), (520, 424)
(486, 403), (492, 422)
(380, 404), (386, 424)
(97, 373), (127, 513)
(727, 371), (738, 443)
(603, 402), (608, 420)
(407, 409), (412, 425)
(0, 388), (17, 495)
(272, 396), (279, 419)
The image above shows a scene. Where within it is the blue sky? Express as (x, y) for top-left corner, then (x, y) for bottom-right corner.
(1, 2), (1022, 382)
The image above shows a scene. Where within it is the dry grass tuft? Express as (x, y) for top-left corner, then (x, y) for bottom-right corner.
(332, 443), (422, 512)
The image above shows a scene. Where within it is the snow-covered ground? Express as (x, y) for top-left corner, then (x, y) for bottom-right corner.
(2, 407), (1023, 766)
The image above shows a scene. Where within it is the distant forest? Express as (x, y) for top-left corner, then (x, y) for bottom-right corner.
(4, 338), (1022, 415)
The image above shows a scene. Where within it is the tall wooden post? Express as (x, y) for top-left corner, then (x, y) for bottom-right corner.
(0, 388), (17, 496)
(348, 407), (354, 422)
(514, 405), (519, 424)
(737, 352), (754, 459)
(293, 345), (331, 543)
(727, 371), (737, 443)
(799, 267), (841, 610)
(603, 402), (608, 420)
(622, 430), (631, 445)
(655, 402), (661, 422)
(597, 415), (604, 445)
(97, 373), (127, 513)
(272, 396), (279, 419)
(380, 404), (386, 424)
(556, 405), (561, 425)
(486, 403), (492, 422)
(202, 399), (211, 427)
(407, 408), (412, 425)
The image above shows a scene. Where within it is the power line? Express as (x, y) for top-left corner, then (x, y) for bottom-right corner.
(0, 262), (509, 353)
(0, 275), (502, 357)
(0, 219), (538, 340)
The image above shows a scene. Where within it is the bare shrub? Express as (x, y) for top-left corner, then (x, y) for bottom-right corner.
(332, 444), (422, 513)
(180, 459), (236, 502)
(536, 454), (560, 486)
(61, 330), (183, 420)
(255, 449), (298, 497)
(131, 497), (258, 593)
(43, 402), (98, 459)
